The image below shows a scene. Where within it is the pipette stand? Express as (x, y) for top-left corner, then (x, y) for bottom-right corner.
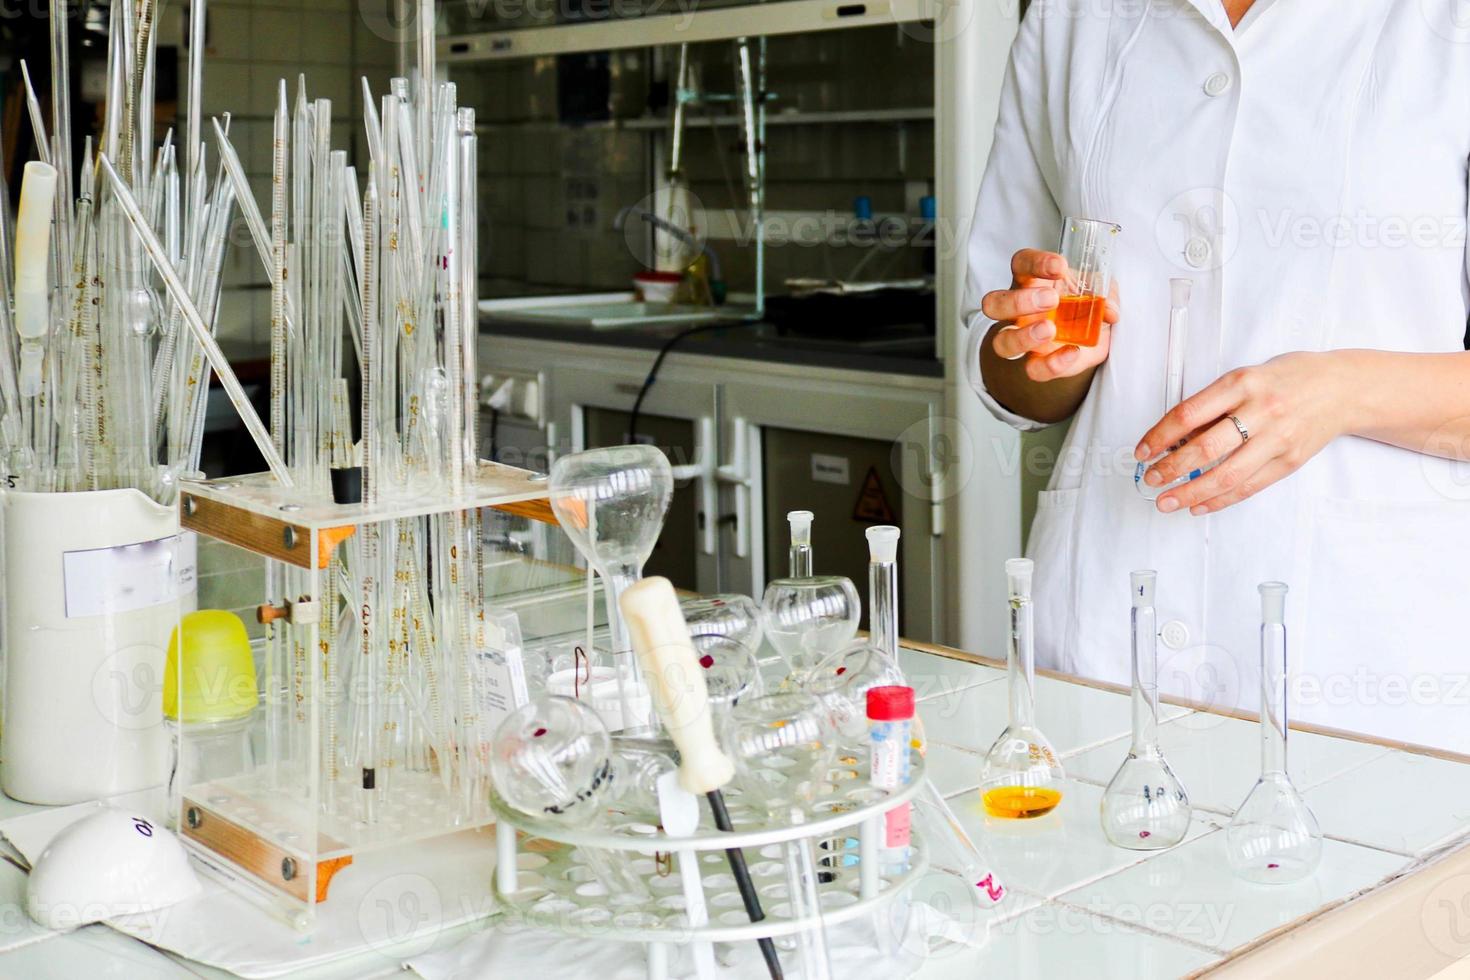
(175, 461), (557, 930)
(490, 753), (929, 978)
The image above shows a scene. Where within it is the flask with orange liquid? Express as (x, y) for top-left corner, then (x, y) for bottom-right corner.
(1045, 217), (1121, 347)
(979, 558), (1065, 819)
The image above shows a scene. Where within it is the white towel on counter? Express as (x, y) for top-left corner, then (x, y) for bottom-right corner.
(406, 893), (985, 979)
(0, 791), (503, 979)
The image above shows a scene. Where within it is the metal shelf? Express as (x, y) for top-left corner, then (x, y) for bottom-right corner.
(472, 107), (933, 133)
(439, 0), (934, 62)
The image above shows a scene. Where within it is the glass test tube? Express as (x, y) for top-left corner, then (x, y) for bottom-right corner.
(865, 525), (900, 660)
(783, 807), (834, 979)
(1136, 278), (1194, 498)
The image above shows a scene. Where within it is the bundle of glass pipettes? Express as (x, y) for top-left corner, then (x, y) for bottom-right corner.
(0, 0), (493, 820)
(0, 0), (291, 498)
(252, 67), (492, 826)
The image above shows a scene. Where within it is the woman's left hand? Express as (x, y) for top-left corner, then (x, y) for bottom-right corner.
(1135, 351), (1351, 515)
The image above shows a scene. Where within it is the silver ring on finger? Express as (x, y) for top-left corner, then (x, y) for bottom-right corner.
(1227, 414), (1250, 444)
(1001, 327), (1028, 361)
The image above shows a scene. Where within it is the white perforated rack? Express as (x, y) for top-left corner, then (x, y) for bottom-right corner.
(489, 751), (929, 975)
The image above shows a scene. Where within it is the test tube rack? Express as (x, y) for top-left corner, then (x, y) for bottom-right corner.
(489, 752), (929, 979)
(174, 461), (559, 927)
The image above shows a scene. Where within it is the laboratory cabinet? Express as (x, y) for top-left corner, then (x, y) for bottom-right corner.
(477, 330), (948, 641)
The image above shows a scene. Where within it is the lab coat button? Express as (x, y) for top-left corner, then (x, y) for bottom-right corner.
(1204, 72), (1232, 97)
(1160, 620), (1190, 650)
(1184, 237), (1212, 268)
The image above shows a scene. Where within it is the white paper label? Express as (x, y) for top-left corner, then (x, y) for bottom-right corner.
(473, 641), (530, 736)
(63, 533), (197, 619)
(811, 453), (850, 485)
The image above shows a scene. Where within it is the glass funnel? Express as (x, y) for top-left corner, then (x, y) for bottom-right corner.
(1226, 582), (1322, 883)
(761, 576), (861, 682)
(1100, 570), (1191, 849)
(691, 633), (762, 711)
(804, 641), (906, 746)
(490, 696), (613, 820)
(679, 593), (763, 651)
(979, 559), (1065, 819)
(489, 696), (650, 898)
(549, 445), (673, 729)
(725, 691), (836, 817)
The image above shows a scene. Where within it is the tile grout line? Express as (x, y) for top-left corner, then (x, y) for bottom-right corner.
(1047, 892), (1232, 959)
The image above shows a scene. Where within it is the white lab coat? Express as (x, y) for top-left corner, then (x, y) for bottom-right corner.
(966, 0), (1470, 751)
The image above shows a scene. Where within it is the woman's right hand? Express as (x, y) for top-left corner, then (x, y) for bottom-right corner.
(982, 248), (1118, 382)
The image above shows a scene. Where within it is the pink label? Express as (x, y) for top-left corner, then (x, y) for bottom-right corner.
(885, 802), (911, 848)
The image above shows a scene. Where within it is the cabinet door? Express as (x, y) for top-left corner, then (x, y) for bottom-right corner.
(760, 426), (908, 635)
(481, 339), (724, 595)
(582, 406), (703, 593)
(718, 367), (944, 643)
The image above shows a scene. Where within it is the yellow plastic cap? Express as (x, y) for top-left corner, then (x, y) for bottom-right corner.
(164, 611), (259, 724)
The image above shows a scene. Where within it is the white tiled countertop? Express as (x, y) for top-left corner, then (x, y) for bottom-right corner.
(895, 644), (1470, 978)
(0, 641), (1466, 978)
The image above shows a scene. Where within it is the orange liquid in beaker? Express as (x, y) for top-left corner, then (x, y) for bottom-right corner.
(982, 786), (1063, 819)
(1048, 294), (1106, 347)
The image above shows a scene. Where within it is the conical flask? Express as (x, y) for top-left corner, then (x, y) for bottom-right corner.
(979, 559), (1064, 819)
(1225, 582), (1322, 883)
(1100, 570), (1191, 849)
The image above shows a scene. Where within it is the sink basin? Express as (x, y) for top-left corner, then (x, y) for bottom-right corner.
(480, 296), (749, 330)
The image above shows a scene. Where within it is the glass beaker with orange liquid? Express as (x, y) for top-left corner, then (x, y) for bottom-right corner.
(1045, 217), (1121, 347)
(979, 559), (1065, 819)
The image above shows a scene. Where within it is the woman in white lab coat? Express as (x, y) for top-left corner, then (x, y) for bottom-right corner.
(965, 0), (1470, 750)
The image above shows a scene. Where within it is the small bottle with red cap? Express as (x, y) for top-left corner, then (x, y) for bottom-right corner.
(867, 684), (916, 876)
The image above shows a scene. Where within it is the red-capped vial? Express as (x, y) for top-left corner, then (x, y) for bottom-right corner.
(866, 685), (915, 722)
(867, 684), (915, 875)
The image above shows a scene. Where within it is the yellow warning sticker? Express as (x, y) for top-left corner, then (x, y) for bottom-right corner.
(853, 465), (897, 523)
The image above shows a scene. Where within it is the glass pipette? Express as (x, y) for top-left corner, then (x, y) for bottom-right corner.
(457, 109), (479, 476)
(98, 154), (292, 486)
(270, 81), (289, 456)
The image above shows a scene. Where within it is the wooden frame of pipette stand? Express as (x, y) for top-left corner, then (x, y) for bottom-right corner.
(175, 461), (558, 930)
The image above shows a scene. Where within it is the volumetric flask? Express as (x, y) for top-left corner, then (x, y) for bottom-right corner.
(1226, 583), (1322, 883)
(1100, 570), (1191, 849)
(979, 559), (1065, 819)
